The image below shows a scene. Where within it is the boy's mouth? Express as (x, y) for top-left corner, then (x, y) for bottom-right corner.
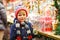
(20, 19), (24, 21)
(21, 18), (24, 20)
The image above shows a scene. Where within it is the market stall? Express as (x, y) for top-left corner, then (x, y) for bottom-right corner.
(3, 0), (60, 40)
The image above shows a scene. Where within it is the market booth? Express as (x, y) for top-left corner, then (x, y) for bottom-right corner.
(4, 0), (60, 40)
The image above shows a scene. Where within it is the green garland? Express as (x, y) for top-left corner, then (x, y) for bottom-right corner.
(54, 0), (59, 9)
(57, 0), (60, 2)
(54, 0), (60, 35)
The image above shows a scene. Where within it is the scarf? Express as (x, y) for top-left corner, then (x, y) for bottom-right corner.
(15, 21), (32, 40)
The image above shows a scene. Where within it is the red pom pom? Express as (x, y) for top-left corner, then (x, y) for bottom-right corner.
(16, 36), (21, 40)
(28, 35), (32, 40)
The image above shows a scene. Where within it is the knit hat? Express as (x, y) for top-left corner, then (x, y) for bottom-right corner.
(15, 8), (28, 18)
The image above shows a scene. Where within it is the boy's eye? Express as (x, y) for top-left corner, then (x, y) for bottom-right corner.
(23, 14), (25, 16)
(18, 14), (25, 16)
(18, 15), (22, 16)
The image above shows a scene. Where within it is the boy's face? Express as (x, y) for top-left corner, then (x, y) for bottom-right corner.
(17, 10), (26, 22)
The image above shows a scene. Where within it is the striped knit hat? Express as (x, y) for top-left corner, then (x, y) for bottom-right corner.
(15, 8), (28, 18)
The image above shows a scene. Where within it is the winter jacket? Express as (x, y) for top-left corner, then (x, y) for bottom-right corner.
(0, 3), (7, 30)
(10, 19), (34, 40)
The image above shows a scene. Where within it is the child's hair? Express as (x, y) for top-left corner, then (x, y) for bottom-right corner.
(15, 8), (28, 18)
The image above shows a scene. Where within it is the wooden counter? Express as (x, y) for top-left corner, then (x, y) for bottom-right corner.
(33, 26), (60, 40)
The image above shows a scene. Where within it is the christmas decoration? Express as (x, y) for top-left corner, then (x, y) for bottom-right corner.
(55, 23), (60, 35)
(54, 0), (60, 35)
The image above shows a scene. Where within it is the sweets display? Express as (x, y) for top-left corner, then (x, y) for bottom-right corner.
(5, 0), (57, 32)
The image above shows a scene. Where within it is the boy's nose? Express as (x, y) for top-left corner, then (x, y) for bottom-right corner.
(21, 15), (24, 18)
(21, 15), (24, 17)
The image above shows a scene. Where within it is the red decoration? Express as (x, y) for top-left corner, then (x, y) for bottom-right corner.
(45, 10), (51, 16)
(10, 0), (16, 2)
(45, 27), (52, 32)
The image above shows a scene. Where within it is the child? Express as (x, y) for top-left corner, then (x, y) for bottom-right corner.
(10, 8), (34, 40)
